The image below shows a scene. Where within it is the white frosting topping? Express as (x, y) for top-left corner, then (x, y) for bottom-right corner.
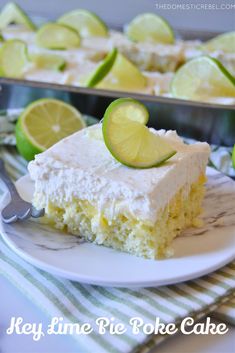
(28, 124), (210, 223)
(143, 71), (174, 95)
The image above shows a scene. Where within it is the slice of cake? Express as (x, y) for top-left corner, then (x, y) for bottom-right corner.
(28, 122), (210, 259)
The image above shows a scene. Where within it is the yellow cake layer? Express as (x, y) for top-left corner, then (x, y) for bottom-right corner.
(34, 174), (206, 259)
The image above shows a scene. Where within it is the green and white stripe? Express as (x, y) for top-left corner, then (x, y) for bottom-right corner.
(0, 130), (235, 352)
(0, 231), (234, 353)
(213, 297), (235, 325)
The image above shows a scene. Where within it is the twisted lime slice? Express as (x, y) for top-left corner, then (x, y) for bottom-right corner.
(97, 52), (147, 91)
(30, 53), (66, 71)
(36, 23), (80, 50)
(171, 56), (235, 101)
(0, 2), (36, 30)
(89, 51), (146, 92)
(16, 98), (86, 161)
(125, 13), (174, 44)
(102, 98), (176, 168)
(85, 48), (117, 87)
(58, 9), (108, 37)
(0, 39), (28, 78)
(201, 32), (235, 54)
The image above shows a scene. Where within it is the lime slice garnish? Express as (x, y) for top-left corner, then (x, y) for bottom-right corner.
(36, 23), (80, 50)
(201, 32), (235, 54)
(90, 51), (146, 92)
(125, 13), (174, 44)
(58, 9), (108, 38)
(232, 145), (235, 169)
(0, 2), (36, 30)
(102, 98), (176, 168)
(85, 48), (117, 87)
(30, 53), (66, 71)
(16, 98), (86, 161)
(0, 39), (28, 78)
(171, 56), (235, 101)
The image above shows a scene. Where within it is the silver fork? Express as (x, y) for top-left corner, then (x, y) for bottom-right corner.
(0, 159), (44, 223)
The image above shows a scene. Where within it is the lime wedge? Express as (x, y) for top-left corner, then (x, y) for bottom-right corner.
(0, 39), (28, 78)
(102, 98), (176, 168)
(0, 2), (36, 30)
(171, 56), (235, 101)
(16, 98), (86, 161)
(94, 51), (147, 92)
(36, 23), (80, 50)
(30, 53), (66, 71)
(232, 145), (235, 169)
(201, 32), (235, 54)
(125, 13), (174, 44)
(85, 48), (117, 87)
(58, 9), (108, 38)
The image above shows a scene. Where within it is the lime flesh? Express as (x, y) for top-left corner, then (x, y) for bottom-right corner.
(97, 52), (147, 92)
(16, 98), (86, 161)
(102, 98), (176, 168)
(171, 56), (235, 101)
(201, 32), (235, 54)
(0, 2), (36, 30)
(30, 53), (66, 71)
(85, 48), (117, 87)
(58, 9), (108, 38)
(36, 23), (80, 50)
(0, 39), (28, 78)
(125, 13), (174, 44)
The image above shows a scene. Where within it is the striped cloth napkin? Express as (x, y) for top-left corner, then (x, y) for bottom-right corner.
(0, 111), (235, 353)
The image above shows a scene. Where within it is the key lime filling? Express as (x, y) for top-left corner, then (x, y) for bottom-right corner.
(33, 174), (206, 259)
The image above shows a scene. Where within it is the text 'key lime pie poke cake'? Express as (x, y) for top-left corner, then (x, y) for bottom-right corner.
(28, 98), (210, 259)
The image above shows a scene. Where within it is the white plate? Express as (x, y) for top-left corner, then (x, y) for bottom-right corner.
(1, 167), (235, 287)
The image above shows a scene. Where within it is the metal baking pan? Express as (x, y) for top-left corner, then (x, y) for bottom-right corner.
(0, 29), (234, 146)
